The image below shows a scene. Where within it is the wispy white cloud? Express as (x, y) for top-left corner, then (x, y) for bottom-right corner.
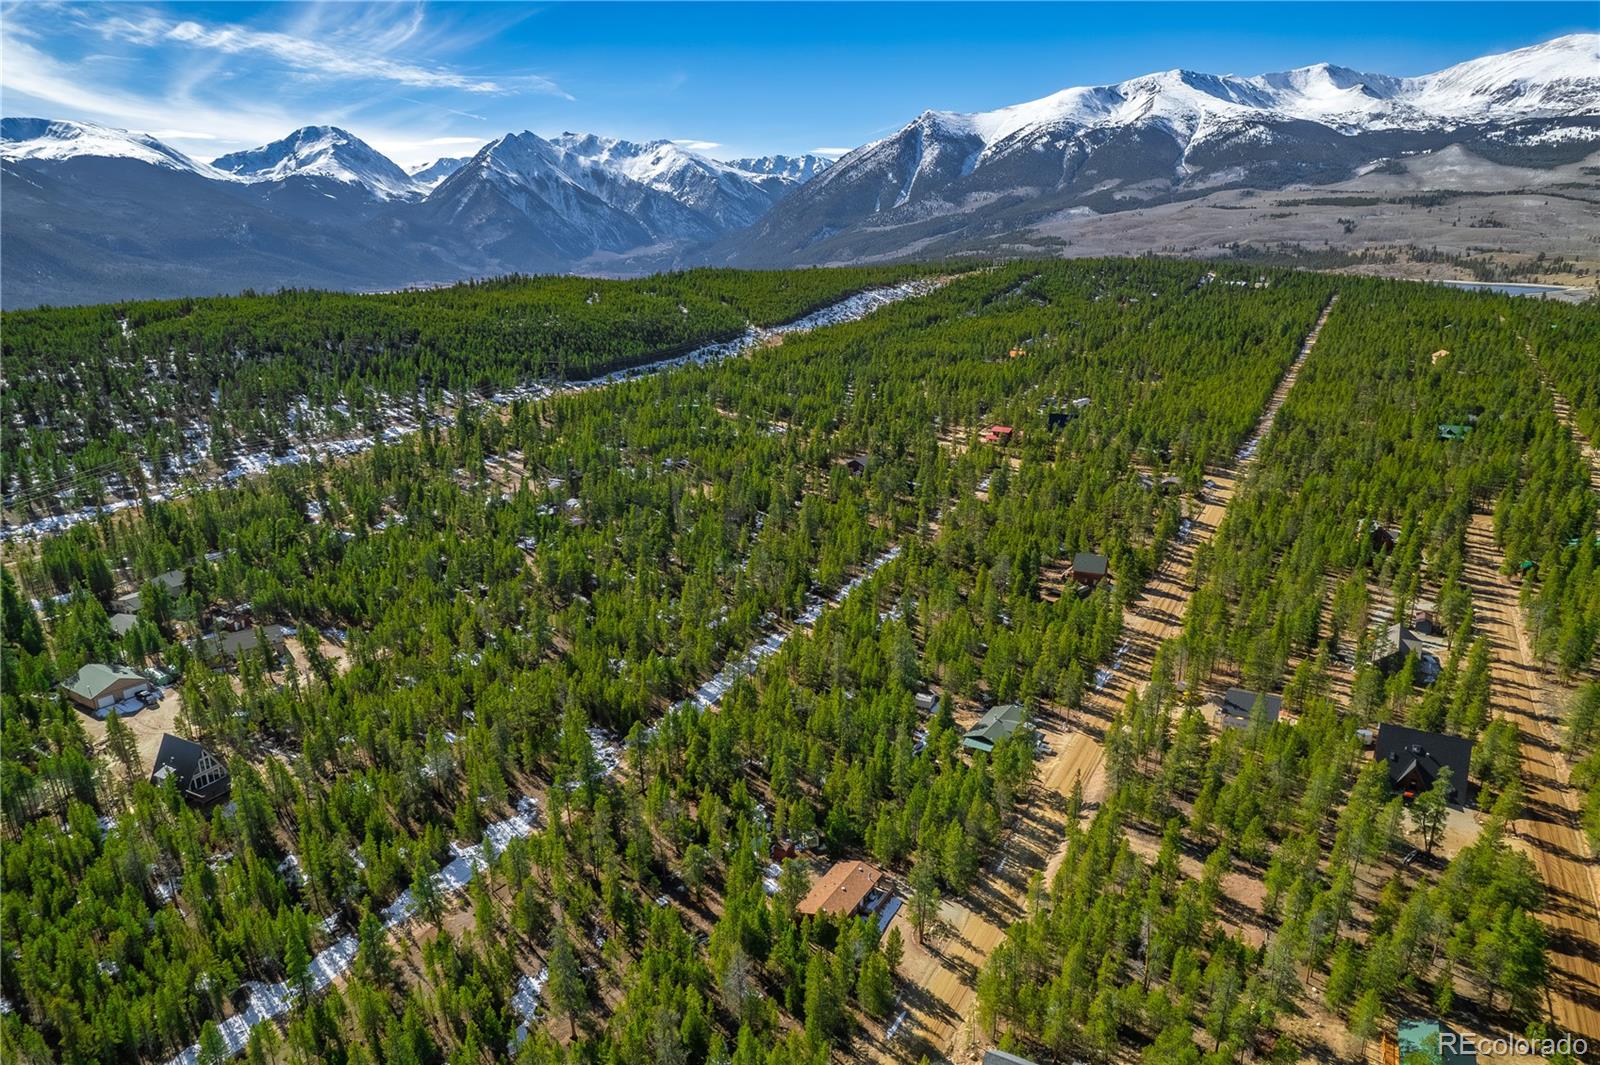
(671, 138), (721, 152)
(0, 3), (559, 166)
(1, 31), (302, 151)
(93, 11), (568, 98)
(809, 147), (855, 157)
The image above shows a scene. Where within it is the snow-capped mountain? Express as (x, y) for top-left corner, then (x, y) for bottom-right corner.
(2, 34), (1596, 306)
(717, 33), (1600, 265)
(549, 134), (782, 229)
(724, 154), (833, 186)
(420, 131), (672, 263)
(0, 117), (227, 178)
(410, 155), (471, 189)
(212, 126), (421, 201)
(417, 131), (817, 260)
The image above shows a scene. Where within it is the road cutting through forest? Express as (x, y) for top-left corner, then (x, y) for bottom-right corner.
(1462, 511), (1600, 1040)
(878, 293), (1340, 1063)
(1525, 337), (1600, 497)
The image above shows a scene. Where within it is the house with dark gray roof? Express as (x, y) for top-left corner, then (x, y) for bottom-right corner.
(192, 624), (291, 664)
(839, 454), (869, 476)
(1375, 723), (1473, 804)
(149, 733), (231, 805)
(1214, 688), (1282, 729)
(113, 568), (186, 613)
(1373, 624), (1443, 685)
(60, 664), (151, 712)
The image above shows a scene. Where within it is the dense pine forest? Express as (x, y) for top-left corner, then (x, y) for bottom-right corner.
(0, 266), (935, 519)
(978, 275), (1600, 1063)
(2, 261), (1596, 1065)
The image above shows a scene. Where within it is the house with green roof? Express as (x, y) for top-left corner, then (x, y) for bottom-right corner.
(60, 664), (151, 712)
(963, 703), (1030, 753)
(1437, 424), (1472, 442)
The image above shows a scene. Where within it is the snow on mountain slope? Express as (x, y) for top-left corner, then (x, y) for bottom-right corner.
(212, 126), (420, 201)
(1, 117), (228, 177)
(424, 131), (669, 253)
(723, 154), (832, 184)
(409, 156), (471, 189)
(548, 134), (782, 229)
(5, 33), (1595, 301)
(1400, 33), (1600, 120)
(903, 32), (1599, 153)
(721, 33), (1600, 266)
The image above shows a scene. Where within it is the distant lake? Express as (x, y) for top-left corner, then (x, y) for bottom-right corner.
(1436, 280), (1579, 299)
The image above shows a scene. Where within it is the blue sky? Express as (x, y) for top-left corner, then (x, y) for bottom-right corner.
(2, 2), (1593, 168)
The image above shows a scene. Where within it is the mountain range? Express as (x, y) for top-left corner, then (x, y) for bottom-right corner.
(2, 33), (1596, 307)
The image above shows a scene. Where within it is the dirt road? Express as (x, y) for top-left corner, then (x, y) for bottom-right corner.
(877, 294), (1340, 1063)
(1462, 512), (1600, 1039)
(1526, 341), (1600, 497)
(1548, 386), (1600, 496)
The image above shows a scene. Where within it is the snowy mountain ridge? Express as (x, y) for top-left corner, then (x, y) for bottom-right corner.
(211, 126), (422, 201)
(903, 31), (1600, 150)
(2, 33), (1596, 305)
(0, 117), (230, 178)
(721, 32), (1600, 266)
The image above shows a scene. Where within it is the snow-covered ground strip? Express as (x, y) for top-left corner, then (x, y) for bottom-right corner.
(163, 798), (540, 1065)
(585, 728), (623, 778)
(1092, 639), (1132, 693)
(691, 543), (902, 710)
(3, 282), (939, 545)
(510, 966), (551, 1048)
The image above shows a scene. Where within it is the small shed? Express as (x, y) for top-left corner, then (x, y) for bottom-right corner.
(839, 454), (869, 476)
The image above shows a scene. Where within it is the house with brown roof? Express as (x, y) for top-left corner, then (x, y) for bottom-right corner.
(796, 860), (884, 918)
